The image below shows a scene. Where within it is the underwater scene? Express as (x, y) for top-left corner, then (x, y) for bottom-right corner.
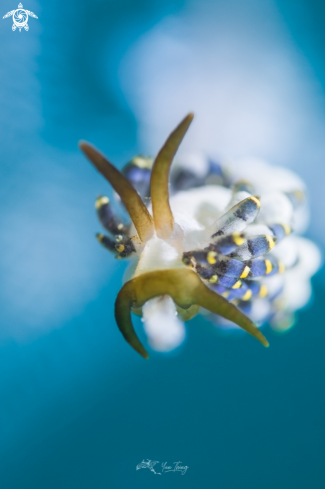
(0, 0), (324, 488)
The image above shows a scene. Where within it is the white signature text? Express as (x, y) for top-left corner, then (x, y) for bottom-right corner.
(136, 459), (189, 475)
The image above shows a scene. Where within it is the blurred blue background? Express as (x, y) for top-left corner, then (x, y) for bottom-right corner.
(0, 0), (324, 487)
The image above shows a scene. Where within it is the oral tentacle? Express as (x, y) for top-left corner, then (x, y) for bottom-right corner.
(79, 141), (154, 242)
(150, 113), (194, 239)
(115, 268), (269, 358)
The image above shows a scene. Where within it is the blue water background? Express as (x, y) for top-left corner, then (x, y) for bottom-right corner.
(0, 1), (324, 488)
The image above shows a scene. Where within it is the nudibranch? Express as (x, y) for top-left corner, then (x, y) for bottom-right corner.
(79, 114), (320, 358)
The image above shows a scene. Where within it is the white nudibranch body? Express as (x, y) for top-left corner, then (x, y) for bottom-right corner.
(80, 114), (321, 358)
(132, 185), (233, 275)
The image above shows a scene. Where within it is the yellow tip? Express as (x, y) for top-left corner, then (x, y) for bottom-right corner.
(132, 156), (153, 169)
(293, 189), (305, 202)
(259, 285), (268, 298)
(278, 260), (285, 274)
(265, 259), (273, 275)
(232, 280), (242, 289)
(233, 233), (244, 246)
(266, 235), (276, 250)
(115, 244), (125, 253)
(242, 289), (252, 301)
(95, 195), (109, 209)
(209, 275), (218, 283)
(240, 266), (250, 278)
(250, 195), (261, 208)
(207, 251), (217, 265)
(282, 223), (291, 236)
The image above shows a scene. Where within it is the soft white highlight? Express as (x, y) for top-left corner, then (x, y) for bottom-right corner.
(142, 296), (186, 351)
